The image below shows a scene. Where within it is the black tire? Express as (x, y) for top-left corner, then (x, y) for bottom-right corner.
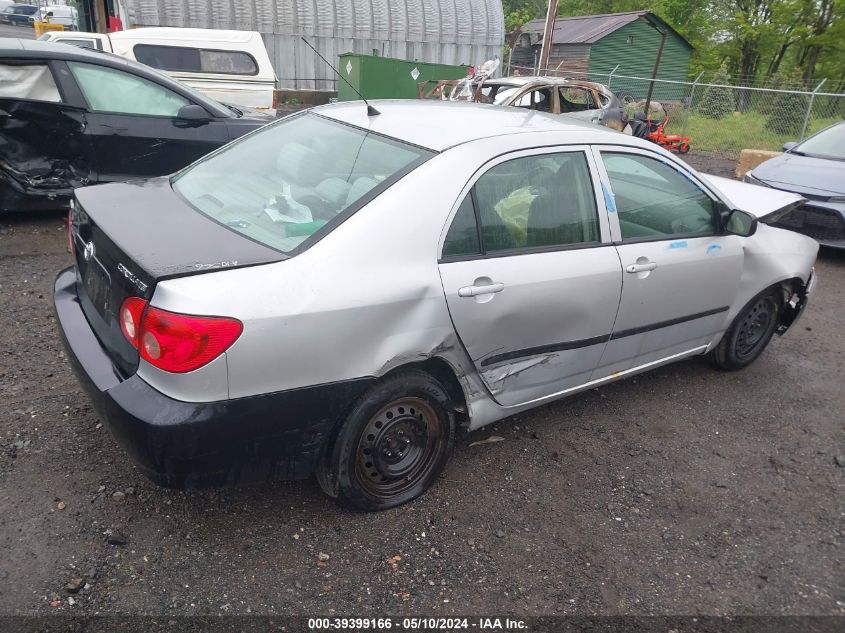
(709, 288), (782, 370)
(317, 370), (455, 511)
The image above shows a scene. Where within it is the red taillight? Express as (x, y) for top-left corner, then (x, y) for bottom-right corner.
(118, 298), (242, 373)
(119, 297), (146, 348)
(272, 90), (279, 110)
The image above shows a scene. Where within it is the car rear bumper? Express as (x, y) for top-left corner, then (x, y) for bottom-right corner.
(53, 267), (373, 488)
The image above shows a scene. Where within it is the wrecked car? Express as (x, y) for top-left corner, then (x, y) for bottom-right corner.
(54, 101), (817, 511)
(0, 39), (273, 213)
(745, 120), (845, 249)
(480, 76), (629, 132)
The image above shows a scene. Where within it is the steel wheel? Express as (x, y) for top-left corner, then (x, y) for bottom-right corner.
(735, 296), (776, 361)
(709, 288), (782, 371)
(354, 397), (444, 501)
(318, 370), (456, 511)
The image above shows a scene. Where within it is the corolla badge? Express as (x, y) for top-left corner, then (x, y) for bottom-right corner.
(83, 241), (95, 261)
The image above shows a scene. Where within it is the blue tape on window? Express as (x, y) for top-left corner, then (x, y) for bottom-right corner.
(601, 182), (616, 213)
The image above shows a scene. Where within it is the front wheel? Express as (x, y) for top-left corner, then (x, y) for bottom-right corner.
(709, 288), (782, 370)
(678, 142), (690, 154)
(317, 370), (455, 511)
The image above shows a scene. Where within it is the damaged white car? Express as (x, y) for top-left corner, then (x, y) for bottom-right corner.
(55, 101), (818, 511)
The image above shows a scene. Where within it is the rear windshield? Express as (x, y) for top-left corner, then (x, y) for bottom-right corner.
(172, 113), (433, 254)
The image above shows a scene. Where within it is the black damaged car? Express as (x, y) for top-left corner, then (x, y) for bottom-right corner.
(0, 38), (274, 212)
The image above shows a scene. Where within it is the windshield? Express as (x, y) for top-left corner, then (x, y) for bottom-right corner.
(794, 122), (845, 160)
(172, 113), (433, 254)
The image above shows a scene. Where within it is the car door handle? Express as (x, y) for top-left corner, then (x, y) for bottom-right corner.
(458, 282), (505, 297)
(626, 262), (658, 273)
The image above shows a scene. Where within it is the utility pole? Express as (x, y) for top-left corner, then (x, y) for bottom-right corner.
(537, 0), (560, 76)
(643, 17), (666, 117)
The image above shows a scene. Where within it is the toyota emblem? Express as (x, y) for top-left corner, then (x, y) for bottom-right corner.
(83, 241), (95, 261)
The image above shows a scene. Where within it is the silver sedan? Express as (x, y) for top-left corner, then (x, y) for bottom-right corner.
(55, 100), (818, 511)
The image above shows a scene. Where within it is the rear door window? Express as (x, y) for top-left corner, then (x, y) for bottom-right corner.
(68, 62), (189, 116)
(0, 63), (61, 102)
(441, 150), (600, 258)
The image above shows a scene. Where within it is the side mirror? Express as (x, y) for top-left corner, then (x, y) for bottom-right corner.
(176, 104), (210, 122)
(720, 207), (758, 237)
(782, 141), (798, 152)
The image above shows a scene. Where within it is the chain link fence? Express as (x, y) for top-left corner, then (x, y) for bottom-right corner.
(508, 64), (845, 163)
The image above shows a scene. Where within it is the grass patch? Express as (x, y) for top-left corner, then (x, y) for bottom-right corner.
(665, 111), (839, 156)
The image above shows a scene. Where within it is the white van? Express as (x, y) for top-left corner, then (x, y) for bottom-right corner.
(39, 27), (277, 110)
(30, 5), (78, 29)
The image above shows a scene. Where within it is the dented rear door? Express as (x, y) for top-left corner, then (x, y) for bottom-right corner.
(0, 59), (92, 211)
(438, 146), (622, 408)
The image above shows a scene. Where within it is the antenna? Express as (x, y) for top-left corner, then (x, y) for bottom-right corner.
(301, 37), (380, 116)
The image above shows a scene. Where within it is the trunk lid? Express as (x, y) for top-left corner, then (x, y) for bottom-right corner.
(701, 174), (806, 223)
(71, 177), (284, 377)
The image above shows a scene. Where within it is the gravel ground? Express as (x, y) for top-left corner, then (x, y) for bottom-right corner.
(0, 203), (842, 618)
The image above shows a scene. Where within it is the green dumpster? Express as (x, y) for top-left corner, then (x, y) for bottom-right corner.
(337, 53), (469, 101)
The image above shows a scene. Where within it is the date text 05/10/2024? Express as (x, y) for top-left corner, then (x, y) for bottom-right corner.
(307, 617), (528, 630)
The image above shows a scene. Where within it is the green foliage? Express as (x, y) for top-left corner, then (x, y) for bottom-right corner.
(504, 8), (536, 33)
(502, 0), (845, 88)
(765, 70), (809, 135)
(698, 64), (736, 118)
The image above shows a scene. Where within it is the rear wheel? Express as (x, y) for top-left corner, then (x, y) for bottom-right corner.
(317, 370), (455, 511)
(709, 288), (782, 370)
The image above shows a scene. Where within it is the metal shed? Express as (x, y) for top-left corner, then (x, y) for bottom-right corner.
(119, 0), (505, 90)
(515, 11), (692, 100)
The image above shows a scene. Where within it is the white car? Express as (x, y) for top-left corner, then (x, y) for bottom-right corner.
(55, 101), (818, 511)
(38, 27), (277, 110)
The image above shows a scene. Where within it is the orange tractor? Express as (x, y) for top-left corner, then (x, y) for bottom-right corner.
(631, 112), (691, 154)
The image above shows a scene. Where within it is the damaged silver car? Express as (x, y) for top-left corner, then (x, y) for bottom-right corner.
(480, 76), (629, 131)
(55, 101), (818, 511)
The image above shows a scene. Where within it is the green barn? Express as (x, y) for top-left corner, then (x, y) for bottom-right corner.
(514, 11), (693, 101)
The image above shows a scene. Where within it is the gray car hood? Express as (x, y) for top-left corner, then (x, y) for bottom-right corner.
(751, 152), (845, 196)
(701, 174), (805, 222)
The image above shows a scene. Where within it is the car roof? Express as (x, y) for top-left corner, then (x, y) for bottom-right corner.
(312, 99), (623, 152)
(0, 39), (231, 117)
(486, 76), (576, 86)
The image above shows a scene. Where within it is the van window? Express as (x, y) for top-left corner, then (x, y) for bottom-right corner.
(133, 44), (258, 76)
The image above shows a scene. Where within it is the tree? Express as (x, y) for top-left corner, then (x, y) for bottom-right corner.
(766, 70), (809, 135)
(698, 63), (736, 118)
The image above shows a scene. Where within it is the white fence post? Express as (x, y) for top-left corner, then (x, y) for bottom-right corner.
(800, 79), (827, 140)
(607, 64), (620, 90)
(681, 71), (704, 137)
